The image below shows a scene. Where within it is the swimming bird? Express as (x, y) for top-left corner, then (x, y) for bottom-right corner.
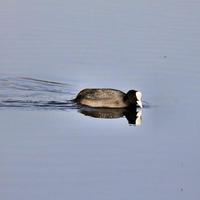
(74, 88), (142, 108)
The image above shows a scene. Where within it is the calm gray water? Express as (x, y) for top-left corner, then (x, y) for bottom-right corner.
(1, 0), (200, 199)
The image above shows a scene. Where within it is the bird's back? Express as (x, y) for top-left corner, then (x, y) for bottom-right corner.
(76, 88), (125, 100)
(75, 88), (126, 108)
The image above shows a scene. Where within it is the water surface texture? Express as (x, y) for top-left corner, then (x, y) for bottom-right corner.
(0, 77), (76, 109)
(1, 0), (200, 200)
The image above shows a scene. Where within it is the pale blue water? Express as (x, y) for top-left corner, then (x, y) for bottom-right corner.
(0, 0), (200, 199)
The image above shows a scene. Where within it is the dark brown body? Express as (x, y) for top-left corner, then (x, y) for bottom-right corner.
(74, 88), (129, 108)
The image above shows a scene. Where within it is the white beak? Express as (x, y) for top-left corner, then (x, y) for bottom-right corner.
(136, 91), (143, 108)
(137, 100), (143, 108)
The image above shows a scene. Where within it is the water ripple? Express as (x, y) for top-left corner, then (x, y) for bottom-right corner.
(0, 76), (77, 110)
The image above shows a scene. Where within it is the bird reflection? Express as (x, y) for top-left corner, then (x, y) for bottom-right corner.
(78, 106), (142, 126)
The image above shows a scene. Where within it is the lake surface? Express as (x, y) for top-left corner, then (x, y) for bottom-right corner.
(1, 0), (200, 199)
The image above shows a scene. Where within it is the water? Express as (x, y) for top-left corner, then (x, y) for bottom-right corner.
(1, 0), (200, 199)
(0, 77), (76, 109)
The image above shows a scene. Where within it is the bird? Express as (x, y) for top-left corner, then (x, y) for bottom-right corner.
(74, 88), (142, 108)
